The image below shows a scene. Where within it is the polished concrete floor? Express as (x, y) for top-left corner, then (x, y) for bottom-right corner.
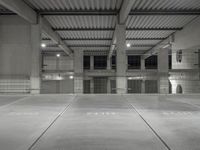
(0, 94), (200, 150)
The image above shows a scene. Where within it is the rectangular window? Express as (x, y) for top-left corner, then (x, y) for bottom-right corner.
(83, 56), (90, 70)
(111, 56), (116, 70)
(83, 80), (91, 93)
(145, 55), (157, 69)
(169, 55), (172, 69)
(94, 56), (107, 69)
(128, 55), (141, 69)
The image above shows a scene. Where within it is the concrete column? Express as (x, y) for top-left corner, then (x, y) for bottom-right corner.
(107, 57), (111, 70)
(141, 58), (145, 70)
(90, 55), (94, 70)
(141, 80), (145, 93)
(116, 24), (127, 94)
(158, 48), (169, 94)
(74, 50), (83, 93)
(30, 24), (41, 94)
(90, 78), (94, 94)
(107, 78), (111, 94)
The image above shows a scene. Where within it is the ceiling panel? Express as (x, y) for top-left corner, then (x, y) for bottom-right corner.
(132, 0), (200, 10)
(126, 30), (175, 39)
(24, 0), (122, 11)
(57, 30), (113, 39)
(127, 15), (197, 28)
(45, 15), (116, 29)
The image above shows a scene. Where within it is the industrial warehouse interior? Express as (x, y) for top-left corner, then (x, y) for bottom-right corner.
(0, 0), (200, 150)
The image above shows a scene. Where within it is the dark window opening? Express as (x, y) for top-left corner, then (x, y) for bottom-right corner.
(94, 56), (107, 69)
(145, 55), (157, 69)
(169, 55), (172, 69)
(83, 56), (90, 70)
(111, 56), (116, 70)
(128, 55), (141, 69)
(83, 80), (90, 93)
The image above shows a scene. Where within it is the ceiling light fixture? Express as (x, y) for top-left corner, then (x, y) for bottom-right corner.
(41, 43), (46, 48)
(126, 43), (131, 48)
(69, 75), (74, 79)
(56, 54), (61, 57)
(162, 43), (171, 49)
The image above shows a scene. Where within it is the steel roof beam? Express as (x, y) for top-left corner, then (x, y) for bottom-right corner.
(54, 28), (115, 31)
(130, 10), (200, 15)
(0, 0), (37, 24)
(40, 10), (117, 16)
(127, 27), (183, 31)
(53, 27), (182, 31)
(41, 18), (73, 56)
(109, 0), (136, 58)
(43, 37), (165, 41)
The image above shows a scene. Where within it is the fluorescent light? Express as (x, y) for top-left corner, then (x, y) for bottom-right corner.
(56, 54), (61, 57)
(69, 75), (74, 79)
(163, 44), (170, 49)
(126, 43), (131, 47)
(41, 43), (46, 48)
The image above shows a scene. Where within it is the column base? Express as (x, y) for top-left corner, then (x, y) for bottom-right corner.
(116, 77), (127, 94)
(158, 77), (169, 94)
(30, 77), (41, 94)
(74, 77), (83, 94)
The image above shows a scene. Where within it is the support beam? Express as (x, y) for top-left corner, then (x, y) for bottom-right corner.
(41, 18), (73, 56)
(126, 27), (182, 31)
(119, 0), (136, 24)
(143, 35), (173, 59)
(53, 27), (182, 31)
(30, 23), (41, 94)
(129, 10), (200, 16)
(0, 0), (37, 24)
(158, 48), (169, 94)
(54, 28), (115, 31)
(109, 0), (136, 58)
(40, 11), (117, 16)
(0, 0), (72, 56)
(116, 25), (127, 94)
(43, 38), (165, 41)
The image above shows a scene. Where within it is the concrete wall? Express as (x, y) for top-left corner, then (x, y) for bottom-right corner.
(43, 55), (73, 71)
(172, 16), (200, 69)
(170, 80), (200, 94)
(41, 55), (74, 94)
(0, 16), (33, 93)
(171, 16), (200, 93)
(0, 16), (32, 76)
(41, 79), (74, 94)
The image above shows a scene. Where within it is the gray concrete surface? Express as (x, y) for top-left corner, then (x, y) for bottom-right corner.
(0, 94), (200, 150)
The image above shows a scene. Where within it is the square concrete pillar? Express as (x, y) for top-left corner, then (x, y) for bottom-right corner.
(116, 24), (127, 94)
(90, 78), (94, 94)
(141, 80), (145, 93)
(141, 58), (145, 70)
(90, 55), (94, 70)
(107, 78), (111, 94)
(158, 48), (169, 94)
(30, 24), (41, 94)
(107, 57), (111, 70)
(74, 50), (83, 93)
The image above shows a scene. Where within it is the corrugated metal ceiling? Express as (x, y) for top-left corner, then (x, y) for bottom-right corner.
(24, 0), (122, 10)
(126, 15), (197, 28)
(132, 0), (200, 10)
(45, 15), (116, 29)
(57, 30), (113, 39)
(64, 40), (111, 45)
(126, 40), (161, 45)
(126, 30), (175, 39)
(27, 0), (200, 53)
